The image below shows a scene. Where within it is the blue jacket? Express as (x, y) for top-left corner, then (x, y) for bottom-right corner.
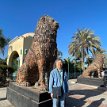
(49, 68), (68, 94)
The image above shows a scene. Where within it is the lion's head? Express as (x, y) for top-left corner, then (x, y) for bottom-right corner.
(34, 16), (59, 40)
(38, 15), (58, 31)
(32, 16), (59, 59)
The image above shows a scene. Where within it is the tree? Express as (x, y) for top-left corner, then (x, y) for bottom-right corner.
(69, 28), (102, 70)
(0, 58), (14, 86)
(0, 29), (9, 55)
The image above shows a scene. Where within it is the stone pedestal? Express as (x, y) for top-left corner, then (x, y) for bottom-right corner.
(7, 82), (52, 107)
(77, 77), (104, 86)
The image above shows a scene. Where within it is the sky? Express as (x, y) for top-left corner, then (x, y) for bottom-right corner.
(0, 0), (107, 59)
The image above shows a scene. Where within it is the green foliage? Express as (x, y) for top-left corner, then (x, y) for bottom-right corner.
(0, 29), (10, 55)
(7, 66), (14, 74)
(75, 62), (82, 72)
(63, 58), (82, 78)
(0, 65), (7, 72)
(68, 28), (103, 70)
(0, 58), (14, 75)
(0, 58), (7, 65)
(12, 58), (19, 71)
(85, 57), (93, 65)
(0, 58), (14, 86)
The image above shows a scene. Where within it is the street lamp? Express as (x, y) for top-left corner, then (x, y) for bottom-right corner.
(67, 57), (71, 79)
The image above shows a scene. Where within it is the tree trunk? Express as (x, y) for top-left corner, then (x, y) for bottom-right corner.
(81, 48), (85, 71)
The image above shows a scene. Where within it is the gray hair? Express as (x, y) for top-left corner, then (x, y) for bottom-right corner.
(53, 58), (63, 68)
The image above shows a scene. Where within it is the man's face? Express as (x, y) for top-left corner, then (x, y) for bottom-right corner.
(56, 60), (63, 70)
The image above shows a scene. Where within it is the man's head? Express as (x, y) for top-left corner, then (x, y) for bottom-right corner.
(55, 59), (63, 70)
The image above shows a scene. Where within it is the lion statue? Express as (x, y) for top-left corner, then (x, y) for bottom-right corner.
(16, 16), (59, 89)
(82, 54), (104, 78)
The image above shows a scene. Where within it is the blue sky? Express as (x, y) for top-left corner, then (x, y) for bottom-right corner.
(0, 0), (107, 59)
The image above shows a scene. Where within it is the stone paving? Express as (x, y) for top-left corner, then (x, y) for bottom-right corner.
(67, 80), (107, 107)
(0, 100), (14, 107)
(0, 88), (7, 100)
(0, 79), (107, 107)
(0, 87), (15, 107)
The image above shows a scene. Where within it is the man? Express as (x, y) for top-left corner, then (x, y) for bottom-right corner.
(49, 59), (68, 107)
(102, 68), (107, 87)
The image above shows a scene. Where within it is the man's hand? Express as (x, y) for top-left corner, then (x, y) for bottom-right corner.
(51, 93), (53, 98)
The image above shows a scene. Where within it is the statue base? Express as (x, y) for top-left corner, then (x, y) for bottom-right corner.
(77, 77), (104, 86)
(7, 82), (52, 107)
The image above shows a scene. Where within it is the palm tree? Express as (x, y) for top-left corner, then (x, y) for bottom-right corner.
(69, 28), (102, 70)
(0, 29), (9, 55)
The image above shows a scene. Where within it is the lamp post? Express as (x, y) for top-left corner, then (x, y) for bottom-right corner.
(67, 57), (71, 79)
(68, 60), (69, 79)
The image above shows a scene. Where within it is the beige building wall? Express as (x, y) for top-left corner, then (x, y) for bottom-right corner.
(7, 33), (34, 67)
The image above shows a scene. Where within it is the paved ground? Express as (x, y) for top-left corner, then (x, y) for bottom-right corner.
(0, 100), (14, 107)
(0, 79), (107, 107)
(0, 87), (14, 107)
(0, 88), (7, 100)
(67, 80), (107, 107)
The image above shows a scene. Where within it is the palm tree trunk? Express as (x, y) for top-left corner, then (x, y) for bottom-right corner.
(81, 48), (85, 71)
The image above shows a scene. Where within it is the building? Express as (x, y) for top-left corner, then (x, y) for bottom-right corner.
(7, 33), (34, 79)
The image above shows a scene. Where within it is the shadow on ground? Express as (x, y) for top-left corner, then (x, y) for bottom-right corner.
(66, 87), (106, 107)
